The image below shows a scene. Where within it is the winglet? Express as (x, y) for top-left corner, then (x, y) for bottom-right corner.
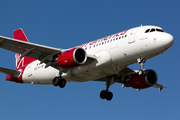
(152, 83), (167, 92)
(158, 85), (167, 92)
(159, 87), (163, 92)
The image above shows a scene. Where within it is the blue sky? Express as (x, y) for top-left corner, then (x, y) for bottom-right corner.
(0, 0), (179, 120)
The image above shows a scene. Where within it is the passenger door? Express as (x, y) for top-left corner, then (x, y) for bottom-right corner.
(128, 28), (138, 44)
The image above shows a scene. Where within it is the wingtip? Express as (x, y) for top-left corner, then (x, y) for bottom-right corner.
(159, 85), (167, 92)
(159, 88), (162, 92)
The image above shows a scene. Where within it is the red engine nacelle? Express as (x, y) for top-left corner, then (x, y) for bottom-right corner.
(129, 70), (158, 89)
(57, 48), (87, 68)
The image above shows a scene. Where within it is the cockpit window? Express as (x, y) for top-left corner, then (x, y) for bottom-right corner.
(145, 28), (165, 33)
(145, 29), (150, 33)
(156, 29), (164, 32)
(150, 28), (156, 32)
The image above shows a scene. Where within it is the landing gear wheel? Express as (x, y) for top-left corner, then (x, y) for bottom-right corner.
(106, 91), (113, 101)
(100, 90), (113, 101)
(53, 77), (60, 86)
(100, 90), (107, 99)
(59, 79), (66, 88)
(53, 77), (66, 88)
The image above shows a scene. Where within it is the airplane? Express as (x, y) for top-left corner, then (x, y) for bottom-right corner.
(0, 25), (174, 101)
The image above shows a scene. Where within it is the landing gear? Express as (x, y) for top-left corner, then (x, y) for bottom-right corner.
(100, 90), (113, 101)
(53, 77), (60, 86)
(100, 76), (114, 101)
(53, 77), (66, 88)
(53, 70), (67, 88)
(137, 58), (146, 76)
(59, 78), (66, 88)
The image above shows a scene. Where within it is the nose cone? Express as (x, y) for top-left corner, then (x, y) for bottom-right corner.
(163, 33), (174, 49)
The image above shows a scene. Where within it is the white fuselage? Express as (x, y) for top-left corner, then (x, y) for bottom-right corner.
(22, 26), (174, 84)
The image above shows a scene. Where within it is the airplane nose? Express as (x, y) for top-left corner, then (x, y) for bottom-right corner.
(163, 33), (174, 49)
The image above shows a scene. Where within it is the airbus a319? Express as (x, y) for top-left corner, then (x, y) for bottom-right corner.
(0, 25), (174, 101)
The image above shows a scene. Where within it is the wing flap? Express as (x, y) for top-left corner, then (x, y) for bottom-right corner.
(0, 40), (47, 60)
(0, 42), (25, 53)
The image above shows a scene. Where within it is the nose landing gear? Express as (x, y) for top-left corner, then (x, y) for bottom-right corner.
(137, 58), (146, 76)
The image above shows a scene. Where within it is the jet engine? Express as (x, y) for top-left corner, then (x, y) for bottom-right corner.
(57, 48), (87, 68)
(129, 70), (158, 89)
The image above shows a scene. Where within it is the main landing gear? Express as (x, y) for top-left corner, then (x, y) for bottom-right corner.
(100, 90), (113, 101)
(100, 76), (114, 101)
(137, 58), (146, 76)
(53, 70), (67, 88)
(53, 76), (66, 88)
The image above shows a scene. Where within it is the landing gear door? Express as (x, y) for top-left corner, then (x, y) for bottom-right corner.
(128, 28), (138, 44)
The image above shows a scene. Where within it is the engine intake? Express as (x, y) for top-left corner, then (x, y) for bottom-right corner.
(57, 48), (87, 68)
(129, 70), (158, 89)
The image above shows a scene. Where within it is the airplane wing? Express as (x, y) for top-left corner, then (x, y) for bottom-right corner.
(0, 35), (95, 69)
(0, 67), (21, 76)
(0, 35), (70, 66)
(95, 67), (166, 92)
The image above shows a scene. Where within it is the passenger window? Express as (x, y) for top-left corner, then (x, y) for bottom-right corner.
(116, 38), (118, 40)
(119, 37), (121, 39)
(125, 35), (127, 37)
(93, 45), (96, 47)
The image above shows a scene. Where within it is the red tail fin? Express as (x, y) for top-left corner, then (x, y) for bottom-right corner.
(14, 29), (29, 42)
(14, 29), (36, 70)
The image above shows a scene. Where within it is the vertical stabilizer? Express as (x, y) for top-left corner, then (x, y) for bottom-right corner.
(14, 29), (36, 70)
(14, 29), (29, 42)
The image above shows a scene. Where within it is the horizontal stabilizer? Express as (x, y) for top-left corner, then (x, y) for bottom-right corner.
(0, 67), (21, 76)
